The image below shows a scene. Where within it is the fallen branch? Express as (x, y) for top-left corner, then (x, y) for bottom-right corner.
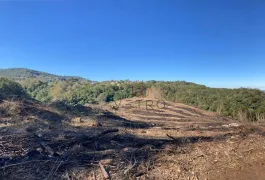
(124, 157), (138, 174)
(166, 134), (178, 141)
(99, 162), (110, 179)
(40, 142), (55, 156)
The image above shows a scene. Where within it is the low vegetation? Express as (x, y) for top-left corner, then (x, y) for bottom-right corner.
(155, 81), (265, 121)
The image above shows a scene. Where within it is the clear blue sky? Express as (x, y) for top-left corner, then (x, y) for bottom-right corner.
(0, 0), (264, 88)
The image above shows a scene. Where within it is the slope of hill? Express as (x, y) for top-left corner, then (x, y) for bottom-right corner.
(0, 96), (264, 180)
(0, 68), (86, 82)
(0, 77), (265, 179)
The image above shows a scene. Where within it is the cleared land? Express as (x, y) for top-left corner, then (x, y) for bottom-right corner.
(0, 97), (265, 180)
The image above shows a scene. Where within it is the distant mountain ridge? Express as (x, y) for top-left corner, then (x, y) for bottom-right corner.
(0, 68), (87, 82)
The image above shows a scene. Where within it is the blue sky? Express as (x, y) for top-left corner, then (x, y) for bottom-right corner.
(0, 0), (264, 88)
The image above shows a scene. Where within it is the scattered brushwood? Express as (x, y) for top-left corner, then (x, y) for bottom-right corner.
(0, 124), (161, 180)
(0, 135), (129, 179)
(1, 94), (265, 179)
(1, 124), (264, 180)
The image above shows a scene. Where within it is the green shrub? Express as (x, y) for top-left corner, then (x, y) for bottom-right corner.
(0, 77), (26, 97)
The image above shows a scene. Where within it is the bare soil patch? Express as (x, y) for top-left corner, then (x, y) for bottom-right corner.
(0, 97), (264, 180)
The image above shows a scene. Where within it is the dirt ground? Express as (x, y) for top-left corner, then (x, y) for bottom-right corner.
(0, 97), (265, 180)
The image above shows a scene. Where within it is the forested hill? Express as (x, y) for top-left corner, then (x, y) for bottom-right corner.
(0, 68), (265, 122)
(0, 68), (86, 82)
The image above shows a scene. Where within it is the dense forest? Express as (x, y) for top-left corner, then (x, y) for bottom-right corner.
(1, 69), (265, 122)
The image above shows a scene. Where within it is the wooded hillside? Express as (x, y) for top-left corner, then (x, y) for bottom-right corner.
(1, 69), (265, 122)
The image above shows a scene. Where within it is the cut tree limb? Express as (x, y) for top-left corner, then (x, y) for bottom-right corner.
(99, 162), (110, 179)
